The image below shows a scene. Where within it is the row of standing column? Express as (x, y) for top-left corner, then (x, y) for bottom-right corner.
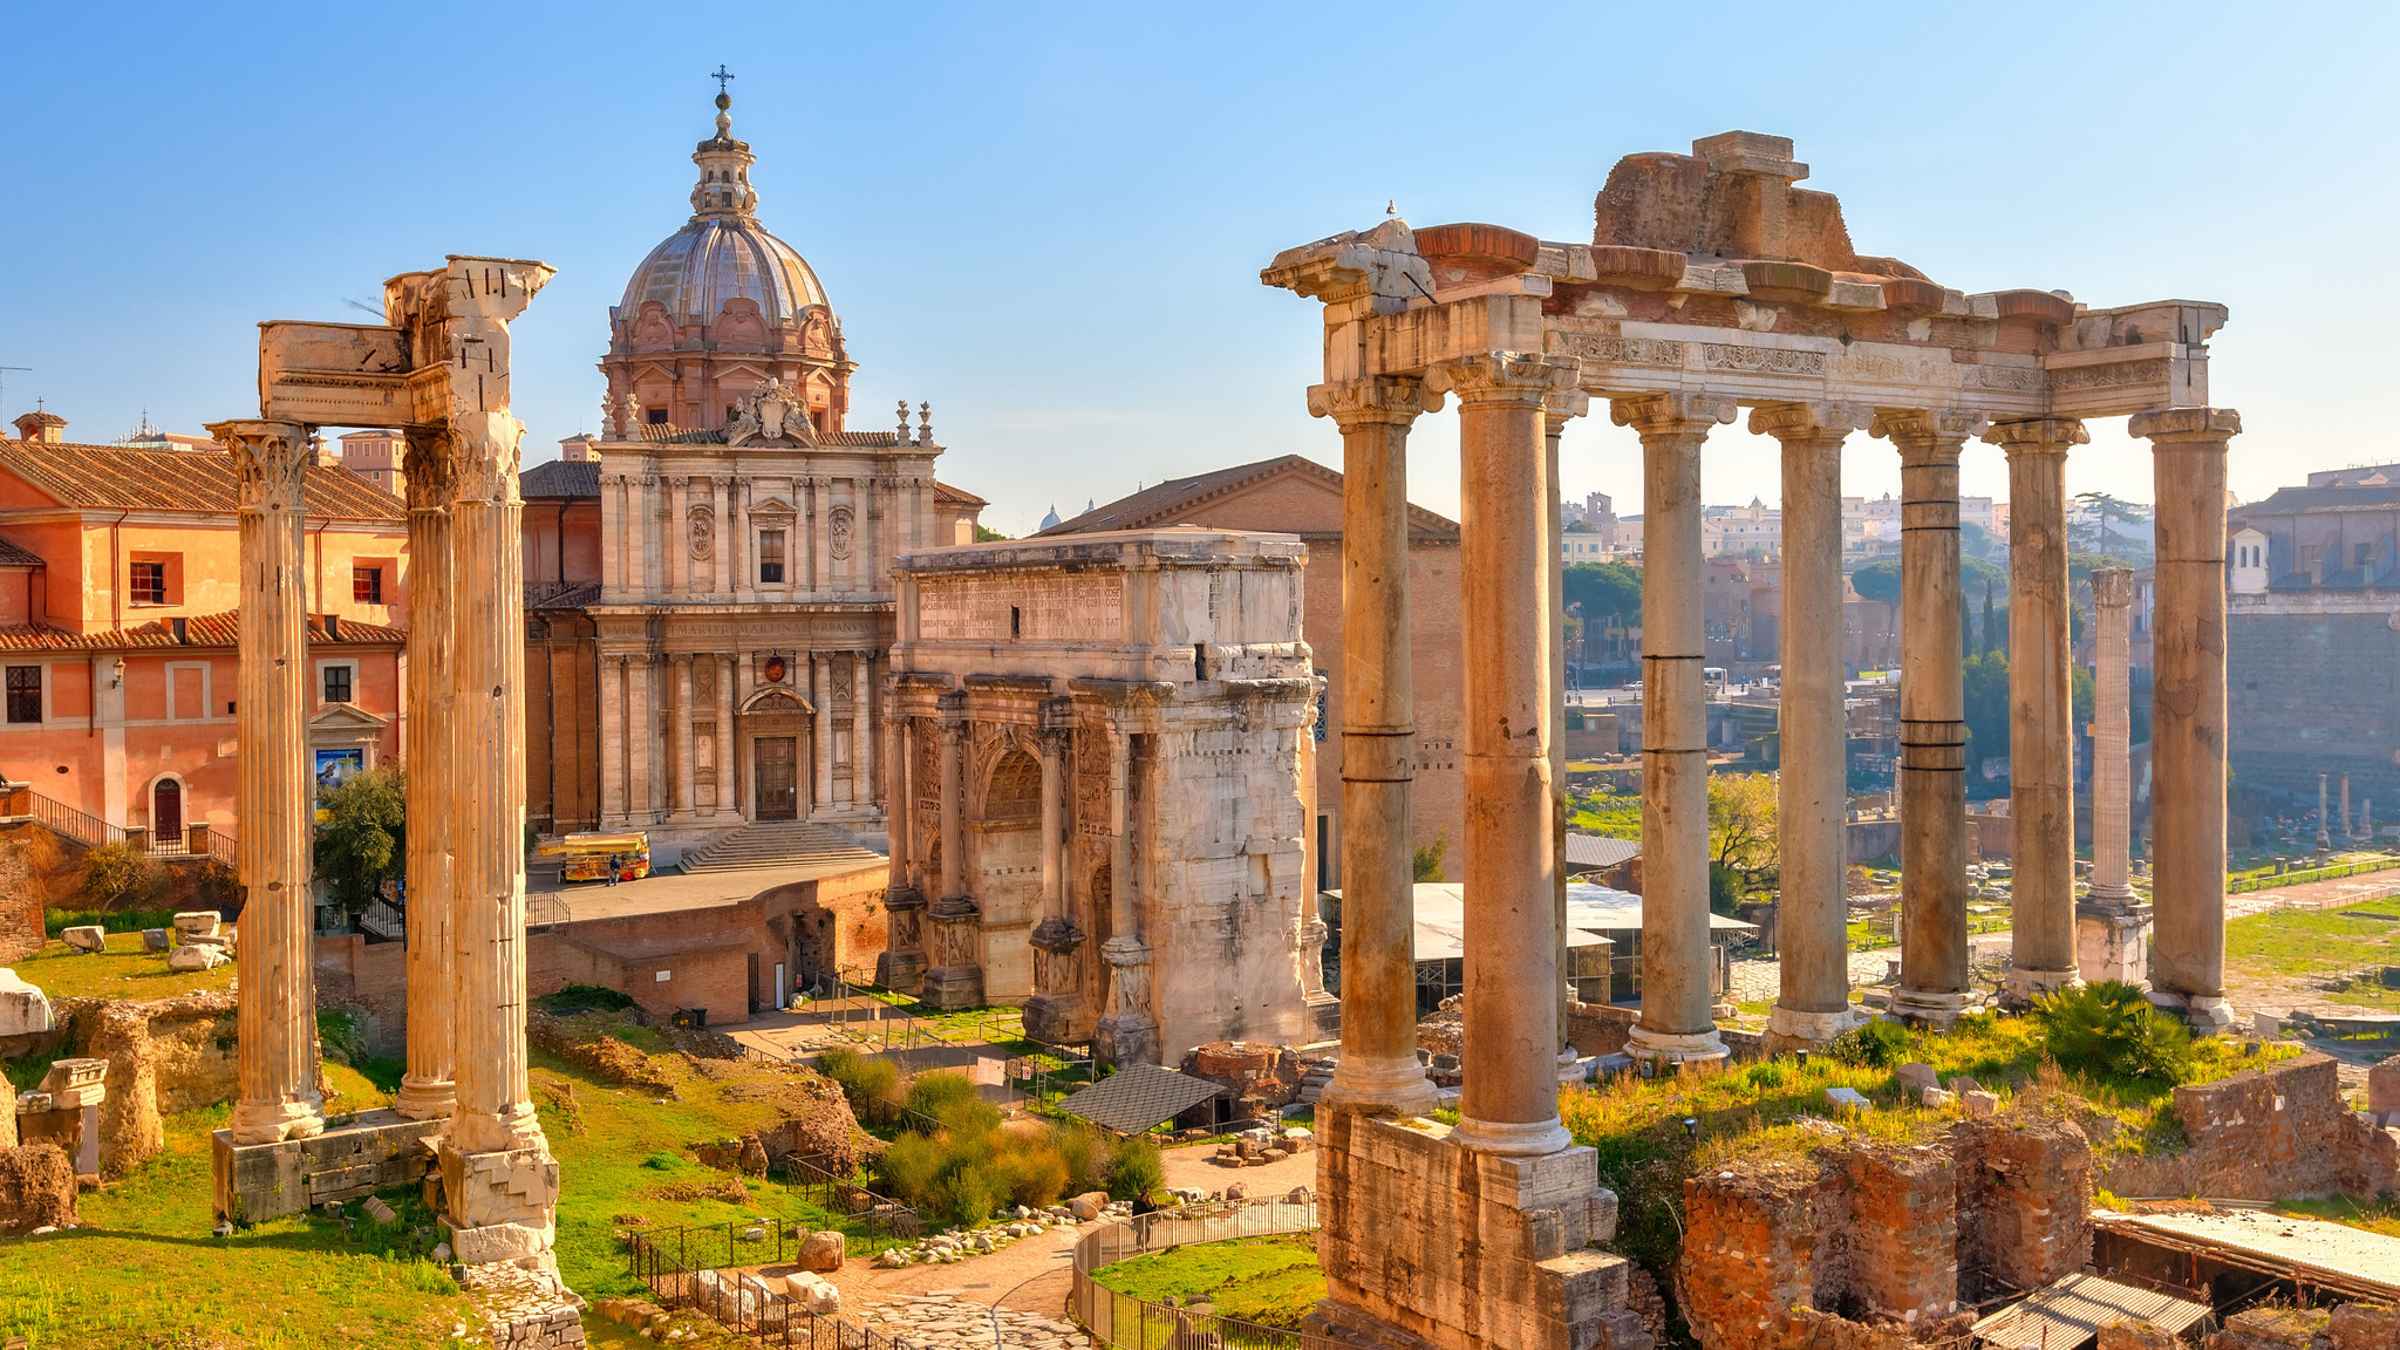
(598, 470), (931, 599)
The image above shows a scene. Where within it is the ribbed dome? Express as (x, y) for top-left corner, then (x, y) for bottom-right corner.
(618, 216), (829, 327)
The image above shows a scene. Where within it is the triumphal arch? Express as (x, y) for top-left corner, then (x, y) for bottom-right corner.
(1267, 131), (2235, 1348)
(211, 257), (577, 1332)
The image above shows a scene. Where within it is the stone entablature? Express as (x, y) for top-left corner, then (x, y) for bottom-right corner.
(884, 529), (1318, 1065)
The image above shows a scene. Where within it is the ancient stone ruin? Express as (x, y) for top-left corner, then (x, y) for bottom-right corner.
(1264, 128), (2239, 1347)
(204, 255), (583, 1343)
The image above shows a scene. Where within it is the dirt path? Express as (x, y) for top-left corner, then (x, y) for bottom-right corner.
(824, 1142), (1320, 1325)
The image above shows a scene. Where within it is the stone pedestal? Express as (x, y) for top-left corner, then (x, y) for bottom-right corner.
(872, 888), (927, 993)
(2075, 903), (2151, 987)
(212, 1110), (445, 1225)
(1313, 1111), (1646, 1349)
(441, 1141), (564, 1267)
(1022, 916), (1089, 1044)
(920, 896), (985, 1010)
(1094, 935), (1159, 1067)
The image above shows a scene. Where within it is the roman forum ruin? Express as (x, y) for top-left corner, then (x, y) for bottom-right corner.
(211, 256), (571, 1304)
(1265, 131), (2236, 1347)
(880, 528), (1322, 1065)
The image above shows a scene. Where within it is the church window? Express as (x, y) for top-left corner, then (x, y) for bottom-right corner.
(5, 666), (40, 723)
(759, 529), (786, 583)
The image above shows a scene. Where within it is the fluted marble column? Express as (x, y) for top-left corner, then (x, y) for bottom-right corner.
(1025, 705), (1086, 1041)
(1095, 724), (1158, 1065)
(395, 428), (457, 1121)
(1992, 418), (2087, 1005)
(218, 418), (324, 1145)
(876, 712), (927, 992)
(1754, 403), (1868, 1047)
(2135, 407), (2241, 1030)
(1433, 352), (1580, 1154)
(2088, 569), (2136, 906)
(922, 695), (986, 1009)
(1309, 376), (1437, 1117)
(1872, 409), (1982, 1026)
(1615, 390), (1736, 1065)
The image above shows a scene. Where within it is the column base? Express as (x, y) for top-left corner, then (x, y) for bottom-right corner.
(1451, 1113), (1572, 1157)
(229, 1095), (326, 1147)
(2076, 904), (2151, 987)
(2000, 966), (2081, 1009)
(393, 1078), (458, 1124)
(1318, 1053), (1440, 1119)
(872, 950), (925, 994)
(919, 965), (985, 1011)
(2146, 988), (2237, 1033)
(1765, 1004), (1868, 1051)
(1625, 1025), (1729, 1067)
(1021, 993), (1090, 1046)
(1889, 987), (1977, 1028)
(1093, 1012), (1160, 1069)
(439, 1135), (563, 1268)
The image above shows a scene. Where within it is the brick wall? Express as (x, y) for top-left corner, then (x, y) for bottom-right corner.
(2101, 1053), (2399, 1202)
(1680, 1164), (1825, 1349)
(0, 825), (42, 962)
(1952, 1116), (2092, 1297)
(1835, 1144), (1957, 1323)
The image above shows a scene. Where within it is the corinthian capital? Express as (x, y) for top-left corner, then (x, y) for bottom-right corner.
(1306, 376), (1440, 428)
(1609, 390), (1738, 438)
(1423, 352), (1580, 406)
(1983, 417), (2089, 456)
(209, 419), (311, 512)
(401, 426), (456, 509)
(1747, 401), (1868, 444)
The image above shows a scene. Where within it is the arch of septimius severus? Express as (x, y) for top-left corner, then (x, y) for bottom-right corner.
(1268, 131), (2235, 1348)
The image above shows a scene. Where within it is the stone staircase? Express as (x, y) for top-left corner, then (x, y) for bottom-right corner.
(678, 820), (884, 875)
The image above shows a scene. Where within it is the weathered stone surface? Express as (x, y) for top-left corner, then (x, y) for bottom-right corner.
(783, 1271), (840, 1315)
(141, 929), (171, 952)
(2100, 1052), (2397, 1201)
(1893, 1062), (1937, 1094)
(1068, 1190), (1107, 1221)
(2371, 1054), (2400, 1122)
(61, 925), (106, 954)
(171, 911), (221, 940)
(0, 1143), (78, 1234)
(167, 943), (230, 972)
(1953, 1116), (2092, 1298)
(0, 967), (51, 1036)
(212, 1110), (442, 1225)
(2327, 1303), (2400, 1350)
(2098, 1319), (2179, 1350)
(84, 989), (239, 1178)
(1181, 1041), (1306, 1120)
(797, 1228), (844, 1272)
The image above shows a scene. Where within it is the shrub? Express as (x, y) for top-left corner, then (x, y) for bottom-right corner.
(534, 984), (637, 1016)
(313, 766), (407, 915)
(904, 1070), (984, 1127)
(993, 1138), (1070, 1210)
(45, 906), (176, 937)
(877, 1131), (945, 1205)
(80, 840), (167, 912)
(1105, 1135), (1163, 1203)
(818, 1048), (906, 1129)
(1057, 1121), (1108, 1195)
(1830, 1018), (1913, 1069)
(2035, 981), (2193, 1087)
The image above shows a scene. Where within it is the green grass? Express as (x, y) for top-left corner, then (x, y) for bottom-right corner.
(1090, 1233), (1325, 1335)
(2274, 1195), (2400, 1238)
(0, 1094), (471, 1347)
(2226, 895), (2400, 1003)
(854, 988), (1026, 1044)
(1563, 791), (1642, 838)
(42, 907), (179, 938)
(12, 930), (239, 1001)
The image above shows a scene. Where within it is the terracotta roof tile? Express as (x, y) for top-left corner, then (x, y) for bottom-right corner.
(0, 439), (405, 521)
(1038, 454), (1459, 542)
(522, 458), (601, 500)
(0, 610), (403, 653)
(0, 535), (41, 568)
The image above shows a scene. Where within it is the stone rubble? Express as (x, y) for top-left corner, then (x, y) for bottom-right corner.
(874, 1200), (1111, 1268)
(457, 1259), (588, 1349)
(854, 1293), (1084, 1350)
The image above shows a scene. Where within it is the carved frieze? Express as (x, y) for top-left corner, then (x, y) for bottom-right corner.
(688, 507), (715, 561)
(830, 506), (855, 560)
(1558, 333), (1685, 368)
(1074, 721), (1113, 837)
(2047, 358), (2170, 393)
(1699, 342), (1825, 376)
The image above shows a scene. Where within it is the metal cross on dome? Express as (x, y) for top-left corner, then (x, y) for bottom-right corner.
(711, 65), (736, 95)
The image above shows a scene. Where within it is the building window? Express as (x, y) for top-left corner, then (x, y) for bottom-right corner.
(5, 666), (39, 723)
(759, 528), (786, 583)
(323, 665), (353, 704)
(353, 564), (384, 605)
(130, 561), (167, 605)
(646, 408), (670, 426)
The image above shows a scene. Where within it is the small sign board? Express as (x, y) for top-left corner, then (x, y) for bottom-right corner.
(259, 321), (411, 427)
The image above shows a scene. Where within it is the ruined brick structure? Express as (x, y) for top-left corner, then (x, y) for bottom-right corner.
(1681, 1117), (2093, 1348)
(2099, 1053), (2400, 1202)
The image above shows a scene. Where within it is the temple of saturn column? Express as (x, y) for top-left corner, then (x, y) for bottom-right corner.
(1265, 130), (2236, 1349)
(212, 256), (572, 1279)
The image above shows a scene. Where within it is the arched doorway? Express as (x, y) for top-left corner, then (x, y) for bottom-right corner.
(737, 683), (815, 821)
(152, 777), (183, 844)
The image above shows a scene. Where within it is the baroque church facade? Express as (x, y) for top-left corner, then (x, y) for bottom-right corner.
(521, 87), (983, 844)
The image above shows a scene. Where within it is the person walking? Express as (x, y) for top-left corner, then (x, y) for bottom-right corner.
(606, 853), (621, 887)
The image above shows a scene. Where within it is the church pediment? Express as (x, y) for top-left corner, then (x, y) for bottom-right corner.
(740, 685), (814, 717)
(725, 377), (819, 448)
(750, 496), (797, 517)
(309, 702), (390, 733)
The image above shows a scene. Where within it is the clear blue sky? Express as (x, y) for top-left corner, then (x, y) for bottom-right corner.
(3, 2), (2393, 535)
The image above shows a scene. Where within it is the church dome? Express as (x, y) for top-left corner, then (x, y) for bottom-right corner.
(619, 217), (828, 326)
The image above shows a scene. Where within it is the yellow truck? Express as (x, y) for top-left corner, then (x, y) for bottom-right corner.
(537, 831), (652, 883)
